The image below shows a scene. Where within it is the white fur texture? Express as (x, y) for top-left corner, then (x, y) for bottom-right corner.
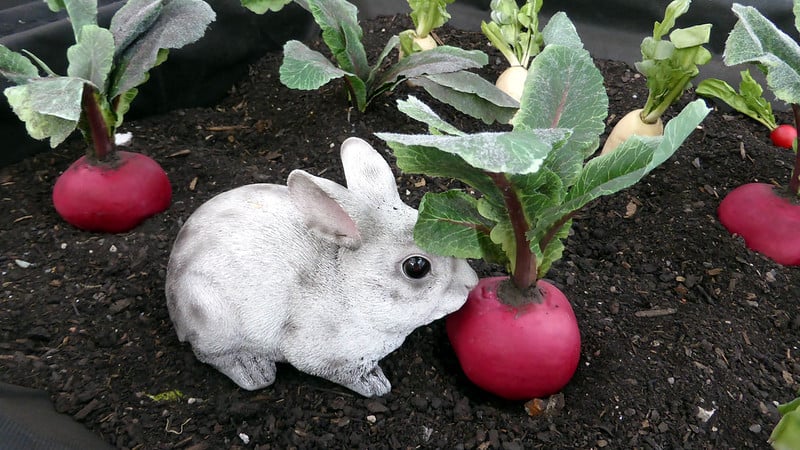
(165, 137), (478, 397)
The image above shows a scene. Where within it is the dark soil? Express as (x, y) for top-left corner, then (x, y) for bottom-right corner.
(2, 15), (799, 450)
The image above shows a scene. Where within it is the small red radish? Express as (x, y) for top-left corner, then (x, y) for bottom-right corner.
(446, 276), (581, 400)
(53, 151), (172, 233)
(770, 124), (797, 149)
(718, 183), (800, 266)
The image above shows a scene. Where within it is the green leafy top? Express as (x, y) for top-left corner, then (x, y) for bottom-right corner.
(770, 395), (800, 450)
(636, 0), (712, 124)
(377, 13), (709, 293)
(278, 0), (487, 112)
(398, 0), (455, 55)
(481, 0), (543, 69)
(0, 0), (216, 153)
(696, 69), (778, 131)
(240, 0), (293, 14)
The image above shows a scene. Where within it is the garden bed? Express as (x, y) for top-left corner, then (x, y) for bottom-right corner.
(1, 15), (798, 449)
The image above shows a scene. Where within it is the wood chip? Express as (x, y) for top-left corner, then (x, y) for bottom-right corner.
(189, 177), (198, 191)
(167, 149), (191, 158)
(634, 308), (677, 318)
(624, 201), (637, 218)
(706, 268), (723, 276)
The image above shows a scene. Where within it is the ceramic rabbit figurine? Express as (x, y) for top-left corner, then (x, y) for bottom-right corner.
(165, 137), (478, 397)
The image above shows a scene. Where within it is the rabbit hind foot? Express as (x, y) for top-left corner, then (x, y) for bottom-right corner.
(330, 365), (391, 398)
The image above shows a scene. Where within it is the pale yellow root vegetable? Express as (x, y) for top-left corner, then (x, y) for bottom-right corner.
(495, 66), (528, 102)
(600, 108), (664, 155)
(399, 35), (438, 58)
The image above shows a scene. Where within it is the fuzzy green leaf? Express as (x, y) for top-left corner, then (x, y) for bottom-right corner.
(383, 140), (501, 204)
(67, 25), (115, 90)
(541, 11), (582, 49)
(414, 190), (503, 261)
(374, 46), (487, 88)
(770, 407), (800, 450)
(514, 44), (608, 187)
(724, 3), (800, 105)
(307, 0), (369, 80)
(395, 95), (465, 136)
(376, 128), (566, 175)
(109, 0), (216, 99)
(4, 78), (84, 147)
(109, 0), (163, 56)
(279, 40), (350, 90)
(240, 0), (293, 14)
(414, 71), (518, 124)
(0, 46), (39, 84)
(58, 0), (98, 42)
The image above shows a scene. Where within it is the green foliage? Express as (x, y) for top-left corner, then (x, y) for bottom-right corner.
(240, 0), (293, 14)
(724, 2), (800, 106)
(637, 0), (712, 123)
(0, 0), (216, 148)
(398, 0), (454, 55)
(376, 15), (709, 288)
(696, 70), (778, 131)
(771, 395), (800, 450)
(481, 0), (543, 69)
(278, 0), (487, 112)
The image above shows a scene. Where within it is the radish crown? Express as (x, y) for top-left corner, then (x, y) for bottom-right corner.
(377, 13), (709, 292)
(481, 0), (543, 69)
(0, 0), (216, 159)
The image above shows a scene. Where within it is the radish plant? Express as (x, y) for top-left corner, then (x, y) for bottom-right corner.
(398, 0), (454, 56)
(0, 0), (215, 232)
(268, 0), (486, 112)
(376, 14), (709, 400)
(601, 0), (711, 154)
(710, 1), (800, 267)
(697, 70), (798, 149)
(481, 0), (543, 101)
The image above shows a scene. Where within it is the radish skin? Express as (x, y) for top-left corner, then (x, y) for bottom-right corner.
(601, 108), (664, 155)
(53, 151), (172, 233)
(495, 65), (528, 102)
(446, 276), (581, 400)
(718, 182), (800, 266)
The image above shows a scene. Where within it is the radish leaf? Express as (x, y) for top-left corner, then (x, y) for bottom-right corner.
(280, 40), (351, 90)
(67, 25), (114, 90)
(240, 0), (293, 14)
(415, 190), (502, 261)
(0, 46), (39, 84)
(724, 3), (800, 105)
(4, 78), (84, 147)
(696, 70), (778, 131)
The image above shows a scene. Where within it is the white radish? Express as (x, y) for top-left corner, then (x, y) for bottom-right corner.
(600, 109), (664, 155)
(495, 66), (528, 102)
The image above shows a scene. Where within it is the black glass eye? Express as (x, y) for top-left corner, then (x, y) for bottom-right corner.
(402, 255), (431, 279)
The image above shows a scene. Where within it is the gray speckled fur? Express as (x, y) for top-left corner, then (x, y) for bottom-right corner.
(165, 137), (478, 397)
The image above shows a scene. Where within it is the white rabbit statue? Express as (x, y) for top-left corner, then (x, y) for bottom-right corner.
(165, 137), (478, 397)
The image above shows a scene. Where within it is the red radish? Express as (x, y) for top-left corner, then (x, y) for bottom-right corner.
(718, 183), (800, 265)
(446, 276), (581, 400)
(53, 151), (172, 233)
(770, 124), (797, 149)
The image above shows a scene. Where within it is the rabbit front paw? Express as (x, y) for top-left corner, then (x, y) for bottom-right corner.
(340, 365), (392, 397)
(204, 352), (277, 391)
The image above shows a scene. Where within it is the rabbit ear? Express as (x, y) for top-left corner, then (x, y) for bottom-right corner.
(287, 170), (362, 249)
(340, 137), (401, 205)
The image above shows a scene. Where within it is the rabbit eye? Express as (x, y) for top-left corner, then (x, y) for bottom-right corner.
(402, 255), (431, 279)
